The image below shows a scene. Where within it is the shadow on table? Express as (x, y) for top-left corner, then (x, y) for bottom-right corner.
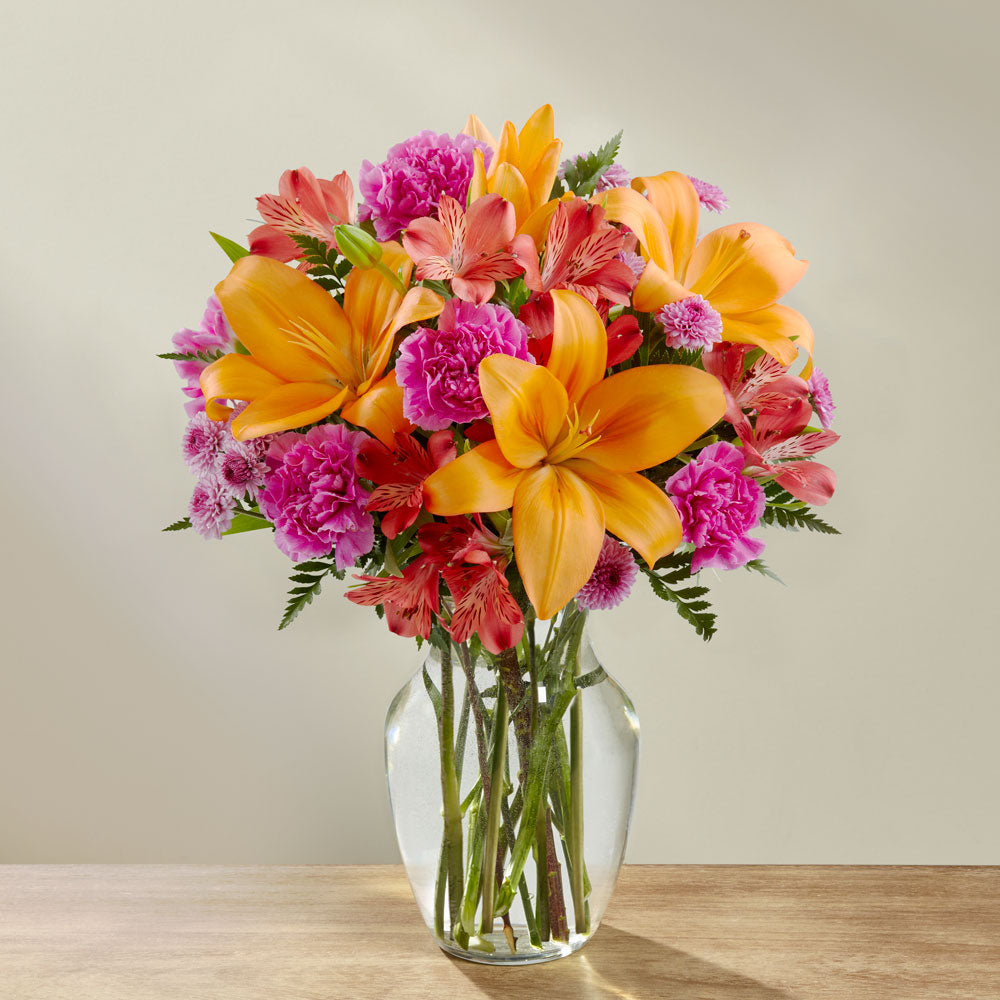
(450, 924), (793, 1000)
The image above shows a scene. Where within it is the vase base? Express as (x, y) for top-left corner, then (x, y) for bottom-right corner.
(437, 927), (589, 965)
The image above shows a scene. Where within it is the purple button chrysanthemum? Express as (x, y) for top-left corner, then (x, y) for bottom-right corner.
(258, 424), (375, 568)
(808, 368), (836, 429)
(656, 294), (723, 350)
(576, 537), (638, 611)
(395, 299), (531, 431)
(358, 131), (491, 241)
(189, 477), (236, 539)
(687, 175), (729, 213)
(665, 442), (765, 573)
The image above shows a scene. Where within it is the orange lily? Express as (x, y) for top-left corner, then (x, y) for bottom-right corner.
(598, 174), (815, 373)
(463, 105), (563, 241)
(200, 244), (443, 443)
(422, 290), (725, 619)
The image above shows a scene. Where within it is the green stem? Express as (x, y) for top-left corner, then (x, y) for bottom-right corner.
(535, 800), (550, 940)
(480, 683), (508, 934)
(494, 686), (575, 915)
(569, 640), (587, 933)
(375, 259), (407, 294)
(439, 644), (464, 938)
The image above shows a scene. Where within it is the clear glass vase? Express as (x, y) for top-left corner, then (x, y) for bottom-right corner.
(385, 604), (640, 965)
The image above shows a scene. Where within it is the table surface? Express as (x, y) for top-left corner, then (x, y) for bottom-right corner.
(1, 865), (998, 999)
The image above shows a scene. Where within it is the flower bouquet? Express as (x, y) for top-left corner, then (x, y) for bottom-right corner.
(163, 105), (839, 963)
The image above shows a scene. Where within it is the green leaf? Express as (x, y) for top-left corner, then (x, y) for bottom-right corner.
(210, 232), (250, 263)
(575, 666), (608, 689)
(162, 517), (191, 532)
(278, 558), (344, 630)
(559, 130), (623, 198)
(290, 233), (341, 276)
(642, 555), (718, 642)
(157, 348), (226, 364)
(761, 483), (840, 535)
(744, 559), (785, 584)
(222, 513), (273, 536)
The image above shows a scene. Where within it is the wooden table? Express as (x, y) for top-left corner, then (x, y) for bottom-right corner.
(1, 865), (997, 999)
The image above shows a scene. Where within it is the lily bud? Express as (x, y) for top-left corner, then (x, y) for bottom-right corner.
(334, 224), (382, 269)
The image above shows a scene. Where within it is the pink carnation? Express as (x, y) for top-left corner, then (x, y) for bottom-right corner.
(808, 368), (836, 429)
(171, 296), (236, 416)
(182, 411), (227, 476)
(665, 442), (765, 573)
(576, 537), (638, 611)
(358, 131), (491, 241)
(258, 424), (374, 568)
(395, 299), (531, 430)
(189, 477), (236, 539)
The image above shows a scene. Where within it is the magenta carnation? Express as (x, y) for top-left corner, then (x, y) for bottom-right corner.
(576, 536), (638, 611)
(687, 175), (729, 213)
(171, 296), (236, 416)
(396, 299), (531, 430)
(358, 131), (491, 241)
(657, 294), (723, 350)
(258, 424), (374, 568)
(666, 442), (765, 573)
(808, 368), (836, 429)
(189, 477), (236, 539)
(182, 411), (227, 476)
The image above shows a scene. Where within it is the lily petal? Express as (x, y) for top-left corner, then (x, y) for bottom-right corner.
(231, 382), (349, 441)
(215, 254), (353, 384)
(579, 365), (726, 472)
(341, 370), (413, 446)
(566, 460), (682, 567)
(517, 105), (555, 168)
(199, 353), (283, 421)
(469, 148), (489, 203)
(633, 172), (701, 283)
(547, 290), (608, 404)
(513, 464), (605, 620)
(686, 222), (808, 314)
(479, 355), (567, 468)
(596, 186), (673, 275)
(462, 113), (498, 151)
(721, 303), (814, 368)
(423, 439), (526, 515)
(490, 163), (532, 228)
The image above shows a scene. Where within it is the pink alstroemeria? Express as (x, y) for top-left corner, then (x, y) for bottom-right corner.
(739, 396), (840, 506)
(518, 198), (636, 338)
(249, 167), (356, 266)
(703, 344), (838, 505)
(401, 194), (535, 305)
(703, 342), (811, 429)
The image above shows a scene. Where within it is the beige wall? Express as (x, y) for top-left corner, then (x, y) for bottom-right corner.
(2, 0), (997, 863)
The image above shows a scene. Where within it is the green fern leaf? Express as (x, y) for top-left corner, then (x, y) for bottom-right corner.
(559, 131), (623, 198)
(162, 517), (192, 532)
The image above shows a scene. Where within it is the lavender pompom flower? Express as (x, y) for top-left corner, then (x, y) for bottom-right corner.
(396, 299), (531, 431)
(189, 477), (236, 539)
(687, 175), (729, 213)
(656, 294), (723, 350)
(171, 296), (236, 416)
(182, 411), (227, 476)
(808, 368), (836, 429)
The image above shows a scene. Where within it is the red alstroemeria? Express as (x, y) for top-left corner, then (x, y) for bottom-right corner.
(518, 198), (636, 338)
(347, 557), (440, 641)
(348, 517), (524, 653)
(249, 167), (356, 267)
(356, 430), (457, 539)
(401, 194), (536, 305)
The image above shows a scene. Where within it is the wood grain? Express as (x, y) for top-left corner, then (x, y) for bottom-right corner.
(1, 865), (997, 999)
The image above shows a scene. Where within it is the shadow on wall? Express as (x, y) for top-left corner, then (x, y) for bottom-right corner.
(451, 924), (792, 1000)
